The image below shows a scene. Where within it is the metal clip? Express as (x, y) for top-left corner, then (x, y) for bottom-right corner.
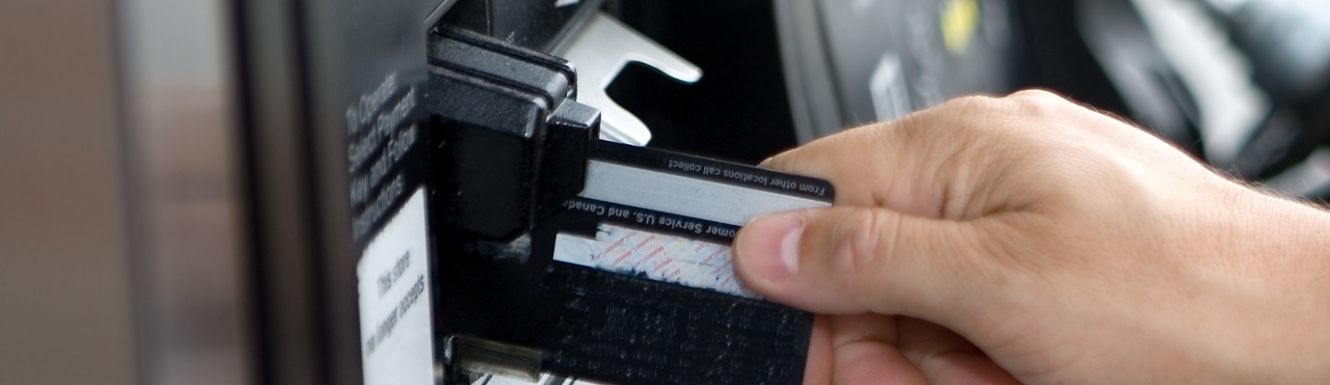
(559, 12), (702, 146)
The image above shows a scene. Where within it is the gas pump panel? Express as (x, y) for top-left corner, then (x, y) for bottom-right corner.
(41, 1), (1330, 385)
(422, 22), (828, 385)
(404, 4), (830, 385)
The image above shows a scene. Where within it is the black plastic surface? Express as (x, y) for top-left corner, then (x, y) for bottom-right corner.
(441, 0), (605, 52)
(425, 28), (597, 240)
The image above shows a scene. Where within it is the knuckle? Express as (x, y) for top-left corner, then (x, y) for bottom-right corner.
(945, 94), (1005, 116)
(1007, 89), (1070, 105)
(1003, 89), (1075, 120)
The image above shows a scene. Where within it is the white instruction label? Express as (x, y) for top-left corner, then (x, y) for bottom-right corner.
(358, 188), (435, 385)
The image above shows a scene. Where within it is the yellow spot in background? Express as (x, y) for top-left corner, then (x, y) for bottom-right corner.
(941, 0), (980, 55)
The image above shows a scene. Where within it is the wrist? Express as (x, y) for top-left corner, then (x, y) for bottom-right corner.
(1225, 193), (1330, 382)
(1272, 198), (1330, 382)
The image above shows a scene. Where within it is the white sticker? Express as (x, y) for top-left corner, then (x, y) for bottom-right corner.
(358, 188), (435, 385)
(552, 224), (757, 298)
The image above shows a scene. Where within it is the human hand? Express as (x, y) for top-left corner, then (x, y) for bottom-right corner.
(732, 90), (1330, 384)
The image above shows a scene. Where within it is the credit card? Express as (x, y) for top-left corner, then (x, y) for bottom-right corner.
(437, 141), (834, 385)
(531, 142), (833, 385)
(546, 140), (835, 299)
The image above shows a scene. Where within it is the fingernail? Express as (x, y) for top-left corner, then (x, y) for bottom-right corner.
(738, 214), (804, 281)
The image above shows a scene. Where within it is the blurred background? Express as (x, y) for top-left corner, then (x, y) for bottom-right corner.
(2, 0), (1328, 384)
(604, 0), (1330, 201)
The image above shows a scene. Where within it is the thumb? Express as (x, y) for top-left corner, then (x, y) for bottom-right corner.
(732, 206), (990, 322)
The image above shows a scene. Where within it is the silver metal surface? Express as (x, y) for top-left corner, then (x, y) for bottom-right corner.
(446, 336), (543, 383)
(117, 0), (256, 384)
(559, 13), (702, 146)
(581, 160), (830, 227)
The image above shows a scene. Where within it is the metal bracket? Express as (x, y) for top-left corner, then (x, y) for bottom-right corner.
(559, 12), (702, 146)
